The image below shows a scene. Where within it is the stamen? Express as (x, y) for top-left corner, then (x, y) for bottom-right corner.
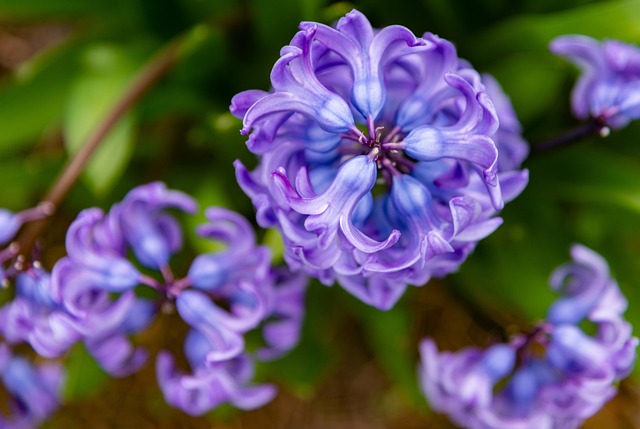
(382, 126), (401, 143)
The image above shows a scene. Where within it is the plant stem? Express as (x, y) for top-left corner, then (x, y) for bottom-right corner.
(15, 37), (184, 259)
(533, 119), (609, 153)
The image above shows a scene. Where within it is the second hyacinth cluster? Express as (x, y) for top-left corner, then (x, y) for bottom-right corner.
(0, 183), (307, 419)
(420, 245), (638, 429)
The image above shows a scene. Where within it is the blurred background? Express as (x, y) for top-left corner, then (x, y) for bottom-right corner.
(0, 0), (639, 427)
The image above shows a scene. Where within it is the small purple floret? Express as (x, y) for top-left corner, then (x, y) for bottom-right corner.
(551, 35), (640, 129)
(0, 343), (64, 428)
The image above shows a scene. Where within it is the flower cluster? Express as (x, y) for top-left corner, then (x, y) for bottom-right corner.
(233, 9), (529, 310)
(0, 183), (307, 418)
(419, 245), (638, 429)
(0, 343), (64, 429)
(550, 35), (640, 130)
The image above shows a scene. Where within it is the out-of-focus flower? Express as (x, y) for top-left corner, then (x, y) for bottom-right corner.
(550, 35), (640, 129)
(52, 182), (194, 376)
(0, 209), (20, 246)
(156, 208), (307, 415)
(50, 184), (307, 415)
(0, 267), (83, 358)
(233, 9), (528, 310)
(0, 343), (64, 429)
(419, 245), (638, 429)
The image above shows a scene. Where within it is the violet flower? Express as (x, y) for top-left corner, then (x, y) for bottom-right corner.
(156, 207), (307, 415)
(48, 183), (307, 415)
(0, 267), (83, 358)
(0, 343), (64, 429)
(52, 182), (196, 376)
(233, 10), (528, 310)
(550, 35), (640, 129)
(419, 245), (638, 429)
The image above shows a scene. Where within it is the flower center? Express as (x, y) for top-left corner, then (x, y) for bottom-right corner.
(341, 121), (415, 188)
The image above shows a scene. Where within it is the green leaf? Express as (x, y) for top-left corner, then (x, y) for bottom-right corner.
(263, 282), (335, 397)
(63, 44), (140, 196)
(263, 228), (284, 264)
(471, 0), (640, 64)
(0, 0), (109, 18)
(487, 52), (563, 124)
(63, 343), (110, 400)
(0, 41), (83, 156)
(184, 177), (235, 254)
(251, 0), (327, 48)
(352, 299), (425, 407)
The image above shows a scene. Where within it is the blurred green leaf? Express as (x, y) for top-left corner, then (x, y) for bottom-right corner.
(0, 0), (108, 18)
(63, 343), (109, 400)
(488, 52), (563, 124)
(263, 228), (284, 263)
(0, 41), (83, 156)
(184, 176), (235, 254)
(354, 300), (425, 407)
(471, 0), (640, 64)
(63, 44), (141, 196)
(252, 0), (327, 48)
(264, 282), (335, 397)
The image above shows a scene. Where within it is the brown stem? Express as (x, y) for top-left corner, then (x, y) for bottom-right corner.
(533, 117), (609, 153)
(14, 37), (184, 259)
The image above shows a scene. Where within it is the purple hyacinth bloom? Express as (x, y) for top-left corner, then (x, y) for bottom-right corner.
(233, 10), (528, 310)
(481, 74), (530, 172)
(419, 245), (638, 429)
(0, 268), (83, 358)
(157, 336), (275, 416)
(50, 183), (306, 413)
(550, 35), (640, 129)
(0, 343), (64, 428)
(51, 182), (196, 376)
(114, 182), (198, 270)
(156, 207), (307, 415)
(257, 268), (308, 361)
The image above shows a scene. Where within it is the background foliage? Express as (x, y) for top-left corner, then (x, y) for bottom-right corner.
(0, 0), (639, 427)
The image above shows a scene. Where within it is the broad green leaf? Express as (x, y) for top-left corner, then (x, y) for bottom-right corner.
(0, 41), (83, 156)
(471, 0), (640, 64)
(350, 297), (425, 407)
(64, 44), (140, 196)
(252, 0), (327, 48)
(487, 52), (563, 124)
(184, 176), (234, 254)
(63, 343), (109, 400)
(263, 282), (336, 397)
(0, 0), (108, 18)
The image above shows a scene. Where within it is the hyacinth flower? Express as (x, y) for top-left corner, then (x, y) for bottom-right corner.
(50, 182), (194, 376)
(158, 208), (307, 416)
(50, 183), (307, 415)
(233, 9), (529, 310)
(419, 245), (638, 429)
(550, 35), (640, 130)
(0, 267), (83, 359)
(0, 343), (65, 429)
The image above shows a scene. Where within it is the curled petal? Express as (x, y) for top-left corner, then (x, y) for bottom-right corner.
(274, 155), (399, 253)
(0, 209), (20, 245)
(86, 334), (148, 377)
(116, 182), (197, 269)
(242, 26), (355, 135)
